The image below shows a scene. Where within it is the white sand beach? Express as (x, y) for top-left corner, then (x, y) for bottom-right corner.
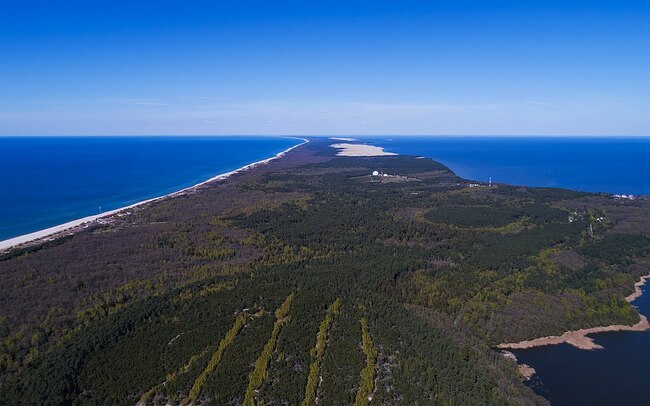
(0, 138), (308, 252)
(330, 143), (397, 157)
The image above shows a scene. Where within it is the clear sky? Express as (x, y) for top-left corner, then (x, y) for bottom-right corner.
(1, 0), (649, 136)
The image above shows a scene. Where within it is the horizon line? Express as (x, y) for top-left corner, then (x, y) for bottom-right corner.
(1, 134), (650, 138)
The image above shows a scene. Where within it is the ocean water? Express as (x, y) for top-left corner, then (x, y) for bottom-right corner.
(0, 136), (301, 241)
(365, 136), (650, 196)
(511, 284), (650, 406)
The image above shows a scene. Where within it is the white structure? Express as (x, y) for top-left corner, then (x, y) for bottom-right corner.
(613, 194), (635, 200)
(372, 171), (379, 176)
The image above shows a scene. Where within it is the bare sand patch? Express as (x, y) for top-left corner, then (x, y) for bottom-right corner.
(330, 143), (397, 157)
(500, 350), (536, 379)
(518, 364), (536, 379)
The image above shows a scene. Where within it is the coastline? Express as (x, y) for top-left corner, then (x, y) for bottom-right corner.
(625, 274), (650, 302)
(501, 351), (537, 380)
(497, 273), (650, 351)
(0, 138), (308, 252)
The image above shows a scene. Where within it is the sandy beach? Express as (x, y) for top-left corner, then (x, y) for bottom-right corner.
(330, 142), (397, 157)
(0, 138), (308, 252)
(498, 273), (650, 351)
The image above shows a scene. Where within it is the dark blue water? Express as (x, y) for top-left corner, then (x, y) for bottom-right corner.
(365, 136), (650, 196)
(511, 284), (650, 406)
(0, 136), (300, 241)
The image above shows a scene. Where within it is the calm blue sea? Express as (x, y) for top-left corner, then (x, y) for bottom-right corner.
(0, 136), (301, 241)
(365, 136), (650, 196)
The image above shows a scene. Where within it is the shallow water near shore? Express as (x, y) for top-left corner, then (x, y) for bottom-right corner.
(0, 136), (300, 241)
(512, 283), (650, 406)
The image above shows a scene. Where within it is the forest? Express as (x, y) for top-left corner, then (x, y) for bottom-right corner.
(1, 138), (649, 405)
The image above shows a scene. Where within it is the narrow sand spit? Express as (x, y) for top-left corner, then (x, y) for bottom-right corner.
(498, 273), (650, 351)
(0, 138), (308, 252)
(330, 143), (397, 157)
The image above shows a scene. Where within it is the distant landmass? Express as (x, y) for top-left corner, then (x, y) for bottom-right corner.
(0, 138), (648, 405)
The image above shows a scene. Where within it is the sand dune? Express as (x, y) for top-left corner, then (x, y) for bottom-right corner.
(330, 143), (397, 157)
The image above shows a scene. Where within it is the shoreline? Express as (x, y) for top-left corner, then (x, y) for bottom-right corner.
(625, 274), (650, 302)
(497, 273), (650, 351)
(501, 351), (536, 379)
(0, 138), (308, 252)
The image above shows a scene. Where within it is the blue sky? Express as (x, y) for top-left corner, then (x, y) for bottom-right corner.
(1, 0), (649, 135)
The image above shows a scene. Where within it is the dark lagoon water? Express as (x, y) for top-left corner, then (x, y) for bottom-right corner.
(0, 136), (301, 241)
(511, 284), (650, 406)
(365, 136), (650, 196)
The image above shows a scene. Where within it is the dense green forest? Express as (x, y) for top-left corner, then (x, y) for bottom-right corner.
(1, 138), (649, 405)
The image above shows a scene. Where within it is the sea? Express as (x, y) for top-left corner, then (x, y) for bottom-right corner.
(0, 136), (301, 241)
(366, 136), (650, 196)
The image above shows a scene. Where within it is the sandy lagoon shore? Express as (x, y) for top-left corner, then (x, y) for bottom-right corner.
(498, 273), (650, 351)
(330, 142), (397, 157)
(0, 138), (308, 252)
